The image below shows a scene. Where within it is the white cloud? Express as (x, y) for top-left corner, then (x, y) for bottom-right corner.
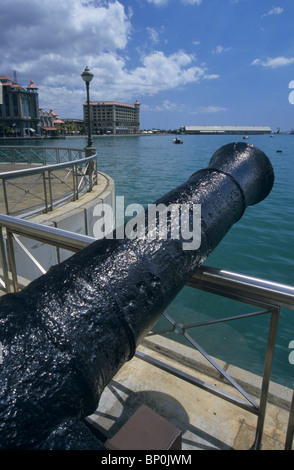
(262, 7), (283, 18)
(146, 0), (169, 6)
(1, 1), (130, 57)
(147, 0), (202, 5)
(124, 51), (211, 94)
(252, 57), (294, 68)
(212, 45), (232, 55)
(155, 100), (186, 112)
(195, 105), (227, 113)
(142, 101), (226, 115)
(146, 27), (160, 44)
(38, 86), (85, 117)
(37, 49), (216, 110)
(203, 73), (219, 80)
(0, 0), (130, 77)
(182, 0), (202, 4)
(0, 0), (217, 118)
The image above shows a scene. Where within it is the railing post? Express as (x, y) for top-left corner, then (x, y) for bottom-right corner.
(2, 179), (10, 215)
(252, 307), (280, 449)
(43, 171), (49, 213)
(72, 165), (78, 200)
(0, 227), (11, 293)
(285, 390), (294, 450)
(87, 161), (94, 192)
(49, 170), (54, 211)
(6, 230), (19, 292)
(95, 157), (98, 185)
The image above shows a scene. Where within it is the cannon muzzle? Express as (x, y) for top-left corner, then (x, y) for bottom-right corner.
(0, 143), (274, 449)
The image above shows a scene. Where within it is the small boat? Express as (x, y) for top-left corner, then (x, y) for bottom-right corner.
(243, 136), (249, 140)
(173, 138), (183, 144)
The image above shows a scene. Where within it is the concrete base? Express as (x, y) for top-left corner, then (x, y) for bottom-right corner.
(86, 335), (293, 450)
(105, 405), (182, 450)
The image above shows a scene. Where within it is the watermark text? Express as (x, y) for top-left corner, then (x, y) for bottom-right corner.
(289, 340), (294, 364)
(289, 80), (294, 104)
(100, 453), (192, 467)
(93, 196), (201, 251)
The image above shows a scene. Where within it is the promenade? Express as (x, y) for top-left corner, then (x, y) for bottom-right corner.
(87, 335), (293, 450)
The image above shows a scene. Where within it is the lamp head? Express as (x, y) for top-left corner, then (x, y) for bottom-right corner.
(81, 66), (94, 83)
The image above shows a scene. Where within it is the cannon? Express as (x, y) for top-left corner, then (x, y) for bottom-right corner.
(0, 143), (274, 449)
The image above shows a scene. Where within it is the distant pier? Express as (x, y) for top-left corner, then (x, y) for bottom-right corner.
(181, 125), (272, 135)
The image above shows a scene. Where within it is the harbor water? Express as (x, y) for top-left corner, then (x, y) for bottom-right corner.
(2, 134), (294, 388)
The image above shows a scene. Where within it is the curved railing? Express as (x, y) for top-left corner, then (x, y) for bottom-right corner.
(0, 146), (98, 218)
(0, 146), (85, 165)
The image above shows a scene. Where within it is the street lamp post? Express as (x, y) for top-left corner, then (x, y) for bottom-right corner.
(81, 66), (95, 156)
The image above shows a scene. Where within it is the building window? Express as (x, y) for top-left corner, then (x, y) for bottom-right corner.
(13, 94), (18, 117)
(33, 95), (38, 118)
(4, 94), (10, 116)
(27, 97), (31, 117)
(22, 96), (27, 117)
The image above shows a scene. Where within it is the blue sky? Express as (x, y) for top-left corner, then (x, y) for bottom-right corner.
(1, 0), (294, 131)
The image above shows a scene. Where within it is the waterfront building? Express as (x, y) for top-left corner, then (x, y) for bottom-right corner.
(181, 125), (272, 135)
(39, 107), (56, 136)
(0, 74), (40, 137)
(83, 99), (140, 135)
(39, 107), (65, 136)
(62, 118), (84, 134)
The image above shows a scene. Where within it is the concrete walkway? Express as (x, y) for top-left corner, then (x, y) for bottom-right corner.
(86, 335), (293, 451)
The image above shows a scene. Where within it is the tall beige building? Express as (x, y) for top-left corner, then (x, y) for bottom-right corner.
(83, 99), (140, 135)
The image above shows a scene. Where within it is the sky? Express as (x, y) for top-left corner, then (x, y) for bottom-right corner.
(1, 0), (294, 131)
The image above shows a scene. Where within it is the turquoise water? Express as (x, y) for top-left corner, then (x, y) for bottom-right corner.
(2, 134), (294, 387)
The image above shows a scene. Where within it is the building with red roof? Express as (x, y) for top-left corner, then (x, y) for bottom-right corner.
(39, 107), (65, 136)
(0, 74), (40, 137)
(83, 99), (140, 135)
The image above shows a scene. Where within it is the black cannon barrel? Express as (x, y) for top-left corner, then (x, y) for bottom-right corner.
(0, 143), (274, 449)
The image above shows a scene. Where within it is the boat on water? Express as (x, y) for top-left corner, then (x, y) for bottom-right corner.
(173, 138), (183, 144)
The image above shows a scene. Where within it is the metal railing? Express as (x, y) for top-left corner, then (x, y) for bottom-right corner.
(0, 146), (85, 165)
(0, 147), (98, 217)
(140, 268), (294, 450)
(0, 213), (293, 450)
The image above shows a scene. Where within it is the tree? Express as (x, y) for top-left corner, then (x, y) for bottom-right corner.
(0, 121), (14, 137)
